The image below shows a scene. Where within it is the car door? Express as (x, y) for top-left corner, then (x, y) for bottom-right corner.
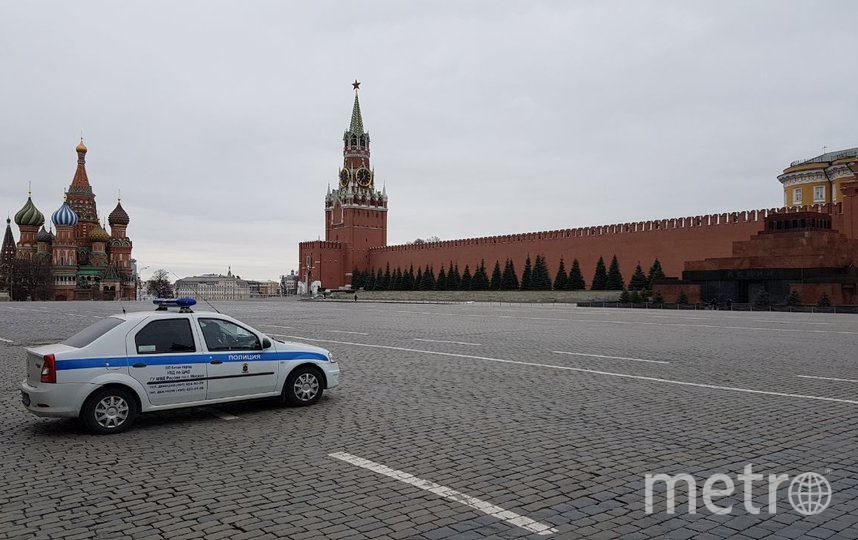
(198, 317), (278, 400)
(126, 317), (207, 406)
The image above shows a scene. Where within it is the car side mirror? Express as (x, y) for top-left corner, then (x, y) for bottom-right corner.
(262, 337), (272, 349)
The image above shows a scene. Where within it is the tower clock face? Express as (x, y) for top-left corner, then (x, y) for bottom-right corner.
(339, 169), (350, 188)
(356, 168), (371, 187)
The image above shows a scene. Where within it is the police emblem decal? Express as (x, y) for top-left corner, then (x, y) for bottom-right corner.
(242, 363), (249, 374)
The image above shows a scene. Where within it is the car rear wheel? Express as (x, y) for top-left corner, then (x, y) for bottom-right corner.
(283, 366), (324, 406)
(81, 387), (138, 434)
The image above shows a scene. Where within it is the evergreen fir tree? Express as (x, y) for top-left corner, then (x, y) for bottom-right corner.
(489, 260), (502, 290)
(419, 265), (435, 290)
(500, 259), (515, 290)
(818, 293), (831, 307)
(677, 290), (689, 304)
(350, 267), (362, 289)
(509, 260), (519, 289)
(391, 267), (402, 290)
(375, 268), (384, 291)
(787, 289), (801, 306)
(652, 291), (664, 304)
(382, 263), (391, 290)
(553, 257), (568, 290)
(449, 264), (462, 290)
(436, 266), (447, 291)
(403, 265), (415, 290)
(520, 256), (533, 290)
(461, 265), (472, 290)
(568, 258), (586, 290)
(532, 255), (552, 290)
(619, 288), (630, 303)
(414, 267), (423, 290)
(647, 258), (665, 289)
(365, 269), (376, 291)
(591, 257), (608, 290)
(606, 255), (624, 290)
(629, 263), (647, 290)
(472, 260), (489, 290)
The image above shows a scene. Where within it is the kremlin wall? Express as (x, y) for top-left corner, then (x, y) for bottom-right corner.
(300, 86), (858, 305)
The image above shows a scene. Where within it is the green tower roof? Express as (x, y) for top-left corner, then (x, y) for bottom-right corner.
(349, 93), (364, 135)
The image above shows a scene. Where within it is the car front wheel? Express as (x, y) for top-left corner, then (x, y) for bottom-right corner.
(283, 366), (324, 406)
(81, 387), (138, 434)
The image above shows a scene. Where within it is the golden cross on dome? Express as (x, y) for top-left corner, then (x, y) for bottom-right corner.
(352, 79), (361, 91)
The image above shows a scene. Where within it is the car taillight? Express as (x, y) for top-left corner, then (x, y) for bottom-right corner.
(40, 354), (56, 384)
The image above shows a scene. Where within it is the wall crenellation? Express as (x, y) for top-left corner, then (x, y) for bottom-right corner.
(370, 204), (840, 254)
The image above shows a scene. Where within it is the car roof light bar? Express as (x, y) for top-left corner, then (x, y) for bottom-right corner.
(153, 297), (197, 313)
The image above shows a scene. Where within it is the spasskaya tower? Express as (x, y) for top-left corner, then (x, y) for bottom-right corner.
(298, 81), (388, 289)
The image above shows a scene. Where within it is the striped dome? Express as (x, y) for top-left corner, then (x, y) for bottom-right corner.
(14, 196), (45, 227)
(51, 201), (79, 226)
(36, 226), (54, 243)
(88, 224), (110, 243)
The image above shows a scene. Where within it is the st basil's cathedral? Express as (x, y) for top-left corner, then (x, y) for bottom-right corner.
(1, 140), (136, 300)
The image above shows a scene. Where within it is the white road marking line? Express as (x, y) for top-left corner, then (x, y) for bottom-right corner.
(552, 351), (669, 364)
(329, 452), (557, 536)
(211, 410), (239, 421)
(287, 336), (858, 406)
(328, 330), (369, 335)
(0, 337), (14, 344)
(414, 338), (481, 346)
(798, 375), (858, 384)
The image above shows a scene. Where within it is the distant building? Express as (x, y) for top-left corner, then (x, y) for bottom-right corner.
(779, 148), (858, 207)
(247, 280), (281, 297)
(174, 267), (250, 301)
(280, 270), (298, 295)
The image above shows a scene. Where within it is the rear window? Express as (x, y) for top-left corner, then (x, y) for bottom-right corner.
(62, 317), (125, 348)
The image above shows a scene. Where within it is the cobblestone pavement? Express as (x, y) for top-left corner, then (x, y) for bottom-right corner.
(1, 300), (857, 539)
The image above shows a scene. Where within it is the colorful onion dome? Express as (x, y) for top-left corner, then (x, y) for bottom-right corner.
(108, 200), (129, 226)
(76, 138), (87, 153)
(51, 201), (79, 226)
(88, 224), (110, 243)
(36, 226), (54, 243)
(14, 196), (45, 227)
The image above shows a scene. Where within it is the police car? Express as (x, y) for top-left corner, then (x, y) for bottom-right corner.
(20, 298), (339, 434)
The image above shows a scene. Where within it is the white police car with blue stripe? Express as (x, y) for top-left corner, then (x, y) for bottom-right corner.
(20, 298), (339, 434)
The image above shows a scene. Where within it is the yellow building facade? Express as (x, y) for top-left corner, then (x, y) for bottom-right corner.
(779, 148), (858, 207)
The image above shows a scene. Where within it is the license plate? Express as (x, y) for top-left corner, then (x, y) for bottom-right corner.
(21, 392), (30, 407)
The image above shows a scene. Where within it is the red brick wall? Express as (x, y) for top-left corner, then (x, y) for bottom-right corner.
(367, 209), (789, 286)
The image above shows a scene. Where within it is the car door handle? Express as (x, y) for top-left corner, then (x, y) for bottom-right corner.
(210, 360), (223, 365)
(131, 363), (146, 368)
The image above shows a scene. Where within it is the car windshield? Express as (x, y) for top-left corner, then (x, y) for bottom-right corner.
(61, 317), (124, 348)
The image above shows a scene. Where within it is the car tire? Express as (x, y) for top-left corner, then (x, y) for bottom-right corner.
(283, 366), (324, 406)
(81, 387), (138, 435)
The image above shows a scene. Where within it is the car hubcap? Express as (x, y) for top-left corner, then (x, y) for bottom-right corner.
(94, 395), (129, 429)
(293, 373), (319, 401)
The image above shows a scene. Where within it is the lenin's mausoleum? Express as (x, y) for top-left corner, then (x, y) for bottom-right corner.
(299, 86), (858, 305)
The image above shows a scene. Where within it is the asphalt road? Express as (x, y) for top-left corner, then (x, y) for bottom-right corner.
(1, 299), (857, 539)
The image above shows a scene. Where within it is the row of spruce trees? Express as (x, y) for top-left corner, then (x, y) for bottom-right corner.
(351, 256), (666, 292)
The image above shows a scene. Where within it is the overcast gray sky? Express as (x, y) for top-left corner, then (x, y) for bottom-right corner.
(2, 1), (855, 282)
